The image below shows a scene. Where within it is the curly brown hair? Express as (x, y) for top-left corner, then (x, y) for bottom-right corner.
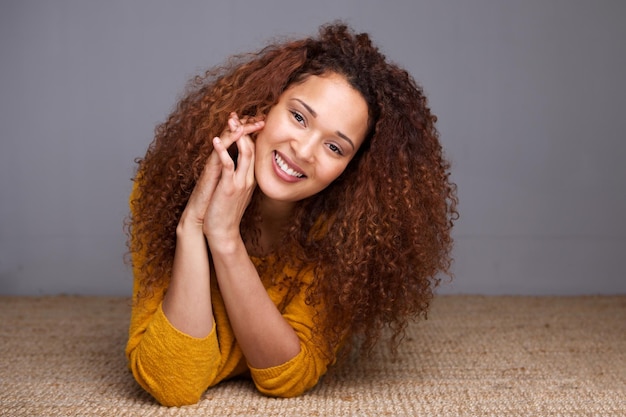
(128, 22), (458, 358)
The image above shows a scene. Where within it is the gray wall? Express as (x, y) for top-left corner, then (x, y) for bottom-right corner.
(1, 1), (625, 296)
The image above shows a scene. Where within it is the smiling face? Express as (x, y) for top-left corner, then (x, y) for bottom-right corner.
(254, 73), (369, 207)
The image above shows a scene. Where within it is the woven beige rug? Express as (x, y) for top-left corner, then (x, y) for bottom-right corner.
(1, 295), (624, 416)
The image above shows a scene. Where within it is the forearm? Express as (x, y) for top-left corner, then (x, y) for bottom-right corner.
(210, 239), (301, 368)
(161, 220), (214, 338)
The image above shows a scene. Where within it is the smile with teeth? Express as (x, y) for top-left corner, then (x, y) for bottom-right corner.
(274, 152), (305, 178)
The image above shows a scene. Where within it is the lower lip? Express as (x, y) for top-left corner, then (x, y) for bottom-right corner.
(272, 152), (305, 183)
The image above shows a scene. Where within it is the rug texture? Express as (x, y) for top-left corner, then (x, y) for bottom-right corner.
(0, 295), (624, 417)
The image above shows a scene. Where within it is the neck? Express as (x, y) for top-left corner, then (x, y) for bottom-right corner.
(247, 194), (296, 257)
(258, 197), (296, 228)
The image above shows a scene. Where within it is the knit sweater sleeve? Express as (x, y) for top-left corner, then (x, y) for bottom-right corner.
(248, 269), (335, 398)
(125, 268), (224, 406)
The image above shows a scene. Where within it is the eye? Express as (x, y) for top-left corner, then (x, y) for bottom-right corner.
(290, 110), (305, 125)
(327, 143), (344, 156)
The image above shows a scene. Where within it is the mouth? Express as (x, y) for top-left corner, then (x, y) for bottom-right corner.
(273, 151), (306, 179)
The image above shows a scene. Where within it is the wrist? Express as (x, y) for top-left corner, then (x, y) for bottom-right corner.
(176, 214), (204, 237)
(207, 233), (246, 257)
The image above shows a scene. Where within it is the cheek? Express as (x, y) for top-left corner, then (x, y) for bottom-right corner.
(254, 129), (272, 152)
(318, 162), (350, 185)
(254, 119), (283, 148)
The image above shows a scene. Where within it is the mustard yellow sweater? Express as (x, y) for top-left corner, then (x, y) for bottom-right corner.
(126, 247), (334, 406)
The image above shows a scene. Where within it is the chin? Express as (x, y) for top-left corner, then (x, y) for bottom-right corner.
(256, 183), (299, 204)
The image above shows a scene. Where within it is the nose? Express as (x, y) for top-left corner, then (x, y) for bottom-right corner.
(291, 132), (316, 163)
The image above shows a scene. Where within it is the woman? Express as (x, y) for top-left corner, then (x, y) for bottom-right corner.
(126, 22), (458, 406)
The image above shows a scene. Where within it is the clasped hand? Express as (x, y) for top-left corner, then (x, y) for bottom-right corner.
(180, 112), (265, 245)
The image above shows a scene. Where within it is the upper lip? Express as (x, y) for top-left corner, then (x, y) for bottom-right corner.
(275, 151), (307, 177)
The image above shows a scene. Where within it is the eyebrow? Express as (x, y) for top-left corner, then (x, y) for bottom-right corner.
(293, 98), (355, 150)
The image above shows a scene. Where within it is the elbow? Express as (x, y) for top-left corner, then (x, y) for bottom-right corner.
(253, 373), (319, 398)
(127, 351), (207, 407)
(257, 384), (311, 399)
(153, 389), (204, 407)
(249, 346), (327, 398)
(130, 366), (206, 407)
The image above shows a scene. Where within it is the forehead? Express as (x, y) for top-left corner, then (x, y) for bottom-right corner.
(283, 73), (361, 104)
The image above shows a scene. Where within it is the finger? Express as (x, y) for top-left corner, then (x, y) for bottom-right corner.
(235, 133), (254, 178)
(184, 157), (221, 220)
(244, 114), (263, 124)
(212, 136), (235, 173)
(213, 113), (242, 151)
(228, 113), (265, 137)
(191, 142), (223, 198)
(217, 115), (264, 161)
(229, 112), (262, 134)
(239, 135), (256, 186)
(242, 119), (265, 136)
(228, 112), (241, 132)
